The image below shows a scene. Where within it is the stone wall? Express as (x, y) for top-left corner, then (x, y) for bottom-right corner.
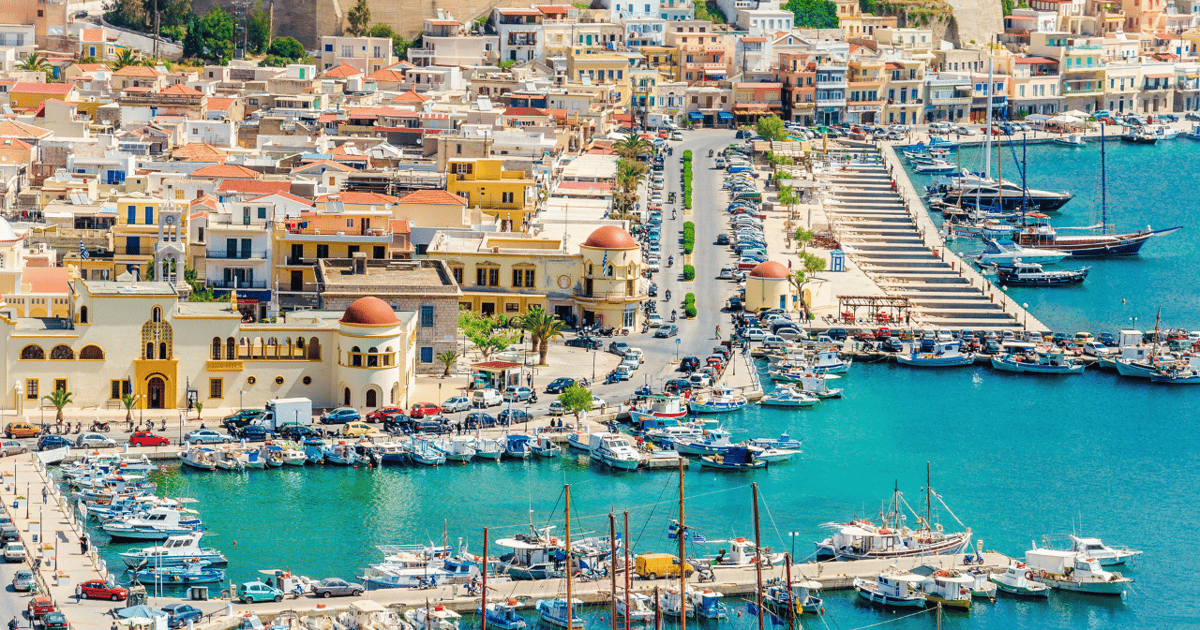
(943, 0), (1002, 46)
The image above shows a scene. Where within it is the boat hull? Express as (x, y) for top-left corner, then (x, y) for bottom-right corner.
(853, 583), (925, 608)
(1032, 576), (1130, 596)
(896, 353), (975, 367)
(990, 577), (1049, 598)
(990, 357), (1086, 374)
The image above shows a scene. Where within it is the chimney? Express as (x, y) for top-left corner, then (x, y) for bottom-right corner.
(352, 251), (367, 275)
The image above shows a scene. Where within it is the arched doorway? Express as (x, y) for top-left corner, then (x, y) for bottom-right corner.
(365, 388), (378, 408)
(148, 377), (166, 409)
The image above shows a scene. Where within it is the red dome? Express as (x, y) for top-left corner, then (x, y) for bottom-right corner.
(582, 225), (637, 249)
(339, 296), (398, 326)
(749, 261), (790, 279)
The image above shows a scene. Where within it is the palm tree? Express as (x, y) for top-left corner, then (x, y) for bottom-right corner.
(194, 401), (204, 421)
(17, 53), (48, 73)
(436, 350), (459, 377)
(789, 253), (827, 318)
(41, 388), (72, 422)
(113, 49), (137, 70)
(612, 133), (653, 160)
(121, 393), (138, 422)
(519, 306), (568, 365)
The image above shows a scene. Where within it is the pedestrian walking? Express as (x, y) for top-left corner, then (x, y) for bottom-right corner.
(80, 533), (88, 556)
(41, 486), (47, 504)
(75, 584), (82, 603)
(715, 325), (721, 339)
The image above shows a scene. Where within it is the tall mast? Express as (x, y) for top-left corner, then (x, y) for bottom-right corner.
(785, 553), (794, 630)
(624, 511), (631, 630)
(753, 483), (764, 630)
(609, 512), (617, 630)
(677, 459), (687, 630)
(566, 484), (574, 630)
(1021, 132), (1028, 225)
(984, 59), (994, 180)
(926, 461), (932, 532)
(482, 528), (489, 630)
(1100, 123), (1108, 233)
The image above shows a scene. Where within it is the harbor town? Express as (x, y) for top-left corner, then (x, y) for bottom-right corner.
(0, 0), (1194, 627)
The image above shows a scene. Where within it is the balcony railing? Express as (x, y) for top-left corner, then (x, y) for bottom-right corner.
(1062, 86), (1102, 95)
(207, 250), (270, 260)
(573, 287), (645, 300)
(208, 280), (269, 289)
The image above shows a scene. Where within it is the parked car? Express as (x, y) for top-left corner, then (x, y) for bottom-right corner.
(503, 386), (533, 402)
(4, 423), (38, 439)
(0, 439), (28, 456)
(472, 388), (503, 408)
(716, 233), (729, 245)
(1099, 332), (1118, 347)
(4, 541), (26, 562)
(609, 341), (630, 356)
(279, 424), (321, 441)
(497, 409), (532, 425)
(320, 407), (361, 424)
(441, 397), (471, 413)
(341, 422), (378, 438)
(680, 356), (700, 372)
(611, 365), (633, 381)
(1083, 341), (1116, 357)
(409, 403), (441, 418)
(365, 407), (406, 423)
(161, 603), (204, 628)
(237, 581), (284, 603)
(11, 569), (35, 591)
(237, 425), (275, 442)
(825, 328), (849, 341)
(27, 596), (55, 619)
(36, 435), (72, 451)
(79, 579), (128, 600)
(655, 324), (678, 338)
(312, 577), (364, 598)
(184, 429), (233, 444)
(761, 335), (790, 349)
(76, 433), (116, 448)
(545, 378), (576, 394)
(128, 432), (170, 447)
(221, 409), (264, 428)
(565, 336), (603, 350)
(42, 613), (67, 630)
(742, 327), (766, 341)
(465, 412), (497, 428)
(688, 373), (712, 388)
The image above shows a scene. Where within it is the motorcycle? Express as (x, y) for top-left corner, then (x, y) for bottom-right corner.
(671, 310), (678, 322)
(529, 393), (538, 404)
(73, 423), (81, 434)
(579, 378), (591, 387)
(665, 290), (672, 301)
(90, 421), (110, 433)
(709, 149), (714, 157)
(668, 256), (674, 267)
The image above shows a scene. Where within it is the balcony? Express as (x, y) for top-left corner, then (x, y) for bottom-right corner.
(205, 360), (244, 372)
(816, 79), (848, 89)
(208, 279), (269, 289)
(816, 98), (847, 108)
(208, 250), (270, 260)
(573, 287), (646, 301)
(929, 96), (972, 106)
(1063, 80), (1102, 95)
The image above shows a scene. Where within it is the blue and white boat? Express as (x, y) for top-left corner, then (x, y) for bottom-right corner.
(407, 440), (446, 466)
(102, 507), (202, 541)
(536, 599), (586, 628)
(747, 432), (803, 450)
(1149, 368), (1200, 384)
(757, 387), (819, 407)
(179, 447), (217, 471)
(688, 388), (748, 414)
(480, 601), (526, 630)
(975, 238), (1069, 266)
(991, 349), (1086, 374)
(531, 434), (561, 457)
(853, 571), (927, 608)
(896, 340), (976, 367)
(474, 438), (504, 461)
(431, 438), (476, 462)
(501, 434), (533, 459)
(362, 547), (480, 589)
(666, 428), (735, 455)
(689, 588), (728, 620)
(134, 561), (226, 585)
(303, 439), (325, 463)
(323, 441), (366, 465)
(698, 447), (766, 471)
(119, 532), (227, 568)
(807, 350), (852, 374)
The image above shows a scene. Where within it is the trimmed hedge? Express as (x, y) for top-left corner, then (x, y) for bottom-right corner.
(684, 305), (698, 319)
(682, 221), (695, 254)
(681, 151), (694, 209)
(685, 293), (696, 305)
(683, 264), (695, 281)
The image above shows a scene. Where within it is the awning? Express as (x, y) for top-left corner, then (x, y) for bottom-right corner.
(689, 111), (704, 120)
(718, 112), (733, 120)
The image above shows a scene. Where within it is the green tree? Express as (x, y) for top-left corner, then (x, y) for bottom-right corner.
(497, 59), (516, 70)
(42, 388), (73, 422)
(247, 1), (272, 53)
(121, 393), (138, 422)
(369, 24), (415, 59)
(518, 307), (568, 365)
(612, 133), (654, 160)
(267, 36), (305, 60)
(557, 384), (594, 419)
(112, 49), (138, 70)
(783, 0), (839, 28)
(17, 53), (49, 73)
(194, 401), (203, 421)
(790, 252), (827, 317)
(755, 115), (788, 141)
(458, 311), (522, 361)
(794, 227), (814, 251)
(184, 8), (236, 63)
(436, 350), (459, 377)
(347, 0), (371, 36)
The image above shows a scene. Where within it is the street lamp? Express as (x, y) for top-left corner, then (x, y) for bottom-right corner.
(1022, 303), (1029, 331)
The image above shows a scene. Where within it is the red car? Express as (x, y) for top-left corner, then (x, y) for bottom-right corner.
(366, 407), (406, 423)
(409, 402), (441, 419)
(28, 596), (54, 618)
(128, 432), (170, 447)
(79, 580), (128, 601)
(874, 327), (892, 340)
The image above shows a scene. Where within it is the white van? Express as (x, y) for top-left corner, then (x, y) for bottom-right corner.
(471, 389), (503, 408)
(714, 156), (726, 168)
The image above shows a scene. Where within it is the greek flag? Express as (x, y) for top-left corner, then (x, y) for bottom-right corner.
(79, 239), (89, 259)
(602, 250), (609, 276)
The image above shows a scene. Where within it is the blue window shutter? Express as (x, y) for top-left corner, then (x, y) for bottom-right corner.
(127, 206), (136, 224)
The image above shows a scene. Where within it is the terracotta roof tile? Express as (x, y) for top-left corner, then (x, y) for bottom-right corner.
(113, 66), (162, 78)
(11, 82), (74, 95)
(246, 191), (314, 206)
(314, 191), (400, 205)
(292, 159), (358, 174)
(397, 189), (467, 205)
(189, 164), (260, 179)
(215, 180), (291, 195)
(172, 143), (228, 162)
(322, 62), (363, 78)
(160, 83), (203, 97)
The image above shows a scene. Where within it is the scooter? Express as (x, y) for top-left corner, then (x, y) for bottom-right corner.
(671, 311), (678, 322)
(709, 149), (714, 157)
(668, 256), (674, 267)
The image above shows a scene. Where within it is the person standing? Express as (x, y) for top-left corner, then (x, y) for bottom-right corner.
(75, 583), (82, 603)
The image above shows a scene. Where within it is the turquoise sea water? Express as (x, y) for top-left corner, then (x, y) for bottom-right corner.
(80, 140), (1200, 630)
(907, 138), (1200, 334)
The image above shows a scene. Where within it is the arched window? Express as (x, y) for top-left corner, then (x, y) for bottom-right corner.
(212, 338), (222, 360)
(226, 337), (236, 360)
(80, 345), (104, 360)
(309, 337), (321, 361)
(50, 345), (74, 360)
(343, 387), (351, 406)
(20, 345), (44, 360)
(351, 346), (362, 367)
(367, 346), (378, 367)
(365, 388), (378, 408)
(159, 342), (168, 360)
(80, 306), (88, 324)
(384, 346), (393, 366)
(152, 306), (162, 323)
(146, 342), (155, 359)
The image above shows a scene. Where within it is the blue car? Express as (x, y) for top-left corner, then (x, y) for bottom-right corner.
(36, 435), (73, 451)
(161, 603), (203, 628)
(320, 407), (361, 424)
(237, 425), (275, 442)
(184, 429), (234, 444)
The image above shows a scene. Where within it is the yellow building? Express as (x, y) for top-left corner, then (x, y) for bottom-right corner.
(641, 47), (680, 82)
(101, 193), (188, 283)
(743, 261), (796, 313)
(566, 51), (636, 104)
(445, 158), (536, 229)
(0, 222), (71, 319)
(272, 211), (397, 310)
(7, 83), (79, 110)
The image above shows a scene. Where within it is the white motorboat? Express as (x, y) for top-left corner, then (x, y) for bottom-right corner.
(991, 349), (1087, 374)
(989, 564), (1050, 597)
(1025, 548), (1132, 596)
(1067, 535), (1143, 566)
(102, 506), (201, 541)
(658, 587), (694, 618)
(758, 387), (819, 407)
(853, 570), (927, 608)
(179, 447), (217, 471)
(432, 437), (476, 463)
(896, 340), (976, 367)
(589, 433), (644, 470)
(474, 438), (503, 461)
(976, 238), (1069, 266)
(616, 591), (654, 623)
(1052, 133), (1086, 146)
(911, 566), (973, 610)
(118, 532), (227, 568)
(404, 605), (461, 630)
(997, 261), (1089, 286)
(688, 388), (748, 414)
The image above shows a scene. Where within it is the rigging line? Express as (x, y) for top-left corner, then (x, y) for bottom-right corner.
(757, 493), (788, 550)
(934, 493), (967, 530)
(633, 471), (675, 550)
(844, 606), (933, 630)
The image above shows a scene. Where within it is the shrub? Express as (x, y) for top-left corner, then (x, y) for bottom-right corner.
(683, 150), (693, 161)
(683, 265), (696, 281)
(685, 293), (696, 304)
(685, 305), (698, 319)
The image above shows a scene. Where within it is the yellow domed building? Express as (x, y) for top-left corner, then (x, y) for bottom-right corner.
(574, 226), (646, 330)
(333, 296), (415, 409)
(744, 261), (797, 313)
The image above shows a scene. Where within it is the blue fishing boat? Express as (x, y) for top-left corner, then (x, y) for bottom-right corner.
(531, 434), (561, 457)
(1150, 368), (1200, 384)
(746, 432), (802, 450)
(135, 562), (226, 585)
(535, 599), (586, 629)
(698, 447), (766, 471)
(896, 341), (976, 367)
(991, 349), (1086, 374)
(323, 441), (365, 465)
(690, 589), (729, 620)
(687, 388), (748, 414)
(665, 428), (735, 456)
(501, 434), (532, 460)
(303, 439), (325, 463)
(853, 571), (927, 608)
(480, 600), (526, 630)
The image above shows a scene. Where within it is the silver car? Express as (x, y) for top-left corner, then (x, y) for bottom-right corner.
(0, 440), (27, 457)
(76, 433), (116, 448)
